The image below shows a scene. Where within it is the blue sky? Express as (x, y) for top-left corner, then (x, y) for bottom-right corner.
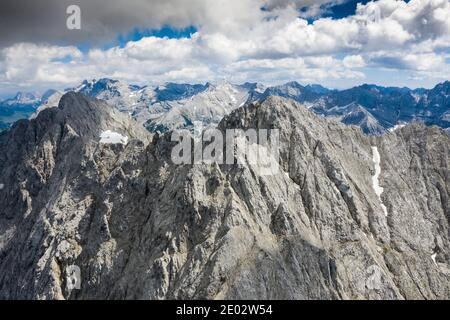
(116, 1), (368, 47)
(117, 26), (198, 47)
(0, 0), (449, 98)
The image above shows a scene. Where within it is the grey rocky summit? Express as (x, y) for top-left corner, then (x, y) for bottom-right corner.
(0, 92), (449, 299)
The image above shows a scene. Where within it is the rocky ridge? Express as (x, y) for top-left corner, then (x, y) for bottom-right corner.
(0, 93), (449, 299)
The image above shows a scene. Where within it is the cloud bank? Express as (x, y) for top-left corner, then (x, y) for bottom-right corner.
(0, 0), (449, 95)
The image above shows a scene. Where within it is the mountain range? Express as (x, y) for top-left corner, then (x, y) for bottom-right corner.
(1, 79), (449, 135)
(0, 92), (449, 299)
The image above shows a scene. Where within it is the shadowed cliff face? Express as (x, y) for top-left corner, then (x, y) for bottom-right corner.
(0, 93), (449, 299)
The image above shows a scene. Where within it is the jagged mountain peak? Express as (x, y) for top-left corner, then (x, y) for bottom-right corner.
(153, 82), (207, 102)
(12, 91), (40, 102)
(305, 84), (331, 94)
(431, 80), (450, 93)
(3, 91), (41, 106)
(437, 80), (450, 87)
(204, 79), (237, 91)
(41, 89), (59, 101)
(282, 80), (304, 88)
(259, 81), (324, 104)
(1, 91), (450, 299)
(23, 92), (150, 146)
(77, 78), (139, 96)
(353, 84), (412, 95)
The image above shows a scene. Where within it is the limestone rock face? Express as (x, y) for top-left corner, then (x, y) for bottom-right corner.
(0, 93), (449, 300)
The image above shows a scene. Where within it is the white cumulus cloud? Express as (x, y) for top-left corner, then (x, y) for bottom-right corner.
(0, 0), (449, 94)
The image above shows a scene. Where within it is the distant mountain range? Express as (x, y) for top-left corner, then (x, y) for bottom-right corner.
(1, 78), (449, 134)
(0, 92), (40, 130)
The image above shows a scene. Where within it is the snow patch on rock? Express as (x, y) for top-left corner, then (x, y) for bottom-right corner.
(431, 253), (437, 266)
(388, 123), (406, 133)
(371, 146), (388, 217)
(100, 130), (128, 145)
